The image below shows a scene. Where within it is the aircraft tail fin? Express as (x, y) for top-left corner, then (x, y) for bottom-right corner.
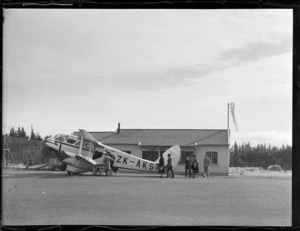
(155, 145), (181, 169)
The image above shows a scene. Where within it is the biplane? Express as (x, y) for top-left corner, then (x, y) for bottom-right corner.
(45, 129), (181, 176)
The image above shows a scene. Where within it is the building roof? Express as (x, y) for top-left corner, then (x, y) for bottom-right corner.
(75, 129), (229, 147)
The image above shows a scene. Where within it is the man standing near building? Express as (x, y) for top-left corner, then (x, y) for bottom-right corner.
(185, 154), (191, 178)
(158, 153), (165, 178)
(203, 154), (211, 177)
(192, 155), (199, 178)
(166, 153), (174, 178)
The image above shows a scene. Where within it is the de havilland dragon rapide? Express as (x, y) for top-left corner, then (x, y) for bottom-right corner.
(45, 129), (181, 176)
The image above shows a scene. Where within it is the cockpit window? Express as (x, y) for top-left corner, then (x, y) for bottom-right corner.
(54, 134), (68, 142)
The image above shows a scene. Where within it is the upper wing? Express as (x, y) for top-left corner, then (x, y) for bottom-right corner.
(78, 129), (99, 144)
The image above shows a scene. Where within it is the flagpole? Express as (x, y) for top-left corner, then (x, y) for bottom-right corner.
(227, 103), (230, 144)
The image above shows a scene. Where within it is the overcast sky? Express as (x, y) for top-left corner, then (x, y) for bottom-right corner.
(3, 9), (292, 147)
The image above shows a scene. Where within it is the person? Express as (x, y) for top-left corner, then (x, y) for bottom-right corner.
(109, 154), (118, 174)
(203, 155), (212, 177)
(93, 166), (100, 175)
(103, 151), (112, 176)
(189, 155), (195, 178)
(192, 155), (199, 177)
(166, 153), (174, 178)
(158, 153), (165, 178)
(185, 155), (191, 178)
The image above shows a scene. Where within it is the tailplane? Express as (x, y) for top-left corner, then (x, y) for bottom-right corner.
(155, 145), (181, 169)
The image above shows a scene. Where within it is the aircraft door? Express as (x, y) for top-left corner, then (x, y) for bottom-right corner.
(82, 141), (95, 159)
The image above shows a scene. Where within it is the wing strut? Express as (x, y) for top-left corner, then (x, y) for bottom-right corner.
(78, 135), (84, 156)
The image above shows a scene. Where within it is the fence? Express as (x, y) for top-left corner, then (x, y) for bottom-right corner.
(2, 135), (45, 166)
(229, 167), (263, 175)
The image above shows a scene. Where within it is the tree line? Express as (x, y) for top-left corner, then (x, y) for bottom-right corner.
(6, 126), (50, 141)
(230, 141), (292, 170)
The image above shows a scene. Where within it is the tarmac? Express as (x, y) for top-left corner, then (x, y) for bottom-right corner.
(2, 169), (291, 226)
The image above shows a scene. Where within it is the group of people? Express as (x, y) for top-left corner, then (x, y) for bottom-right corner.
(185, 154), (211, 178)
(96, 150), (212, 178)
(158, 153), (212, 178)
(185, 154), (199, 178)
(158, 153), (175, 178)
(94, 150), (118, 176)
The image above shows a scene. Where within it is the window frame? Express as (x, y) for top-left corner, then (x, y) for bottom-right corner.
(142, 151), (159, 162)
(206, 151), (218, 165)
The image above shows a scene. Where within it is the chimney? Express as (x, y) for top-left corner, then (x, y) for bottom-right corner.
(117, 122), (120, 133)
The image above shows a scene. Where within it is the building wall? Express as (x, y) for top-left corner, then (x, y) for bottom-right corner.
(197, 145), (229, 175)
(105, 143), (229, 176)
(107, 144), (143, 157)
(173, 145), (229, 175)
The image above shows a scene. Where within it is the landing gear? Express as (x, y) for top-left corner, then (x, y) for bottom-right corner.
(67, 171), (73, 176)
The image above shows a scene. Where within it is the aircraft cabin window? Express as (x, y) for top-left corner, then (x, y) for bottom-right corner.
(83, 142), (94, 152)
(66, 139), (76, 144)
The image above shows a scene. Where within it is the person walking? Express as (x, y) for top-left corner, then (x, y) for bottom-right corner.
(203, 155), (212, 177)
(185, 155), (191, 178)
(166, 153), (174, 178)
(158, 153), (165, 178)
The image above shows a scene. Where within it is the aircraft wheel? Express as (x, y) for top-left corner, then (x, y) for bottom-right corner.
(67, 171), (72, 176)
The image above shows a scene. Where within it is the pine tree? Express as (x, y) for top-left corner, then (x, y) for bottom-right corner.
(20, 127), (27, 138)
(9, 127), (17, 137)
(35, 133), (43, 141)
(17, 127), (21, 137)
(30, 129), (35, 140)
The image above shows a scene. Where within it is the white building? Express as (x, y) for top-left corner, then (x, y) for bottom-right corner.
(85, 125), (230, 176)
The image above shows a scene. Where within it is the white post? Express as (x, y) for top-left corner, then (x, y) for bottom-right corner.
(227, 103), (230, 144)
(89, 142), (92, 158)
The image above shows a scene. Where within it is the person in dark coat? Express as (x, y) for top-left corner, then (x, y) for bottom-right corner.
(166, 154), (174, 178)
(192, 155), (199, 177)
(185, 155), (191, 178)
(158, 153), (165, 178)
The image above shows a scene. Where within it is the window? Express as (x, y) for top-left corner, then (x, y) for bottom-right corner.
(83, 141), (90, 150)
(54, 134), (68, 142)
(66, 139), (76, 144)
(142, 151), (158, 161)
(122, 150), (131, 154)
(83, 142), (94, 152)
(206, 152), (218, 164)
(180, 151), (194, 164)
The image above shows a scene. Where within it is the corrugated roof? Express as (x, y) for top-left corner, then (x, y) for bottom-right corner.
(75, 129), (229, 147)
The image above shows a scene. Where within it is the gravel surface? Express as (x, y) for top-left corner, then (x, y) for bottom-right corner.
(2, 169), (291, 226)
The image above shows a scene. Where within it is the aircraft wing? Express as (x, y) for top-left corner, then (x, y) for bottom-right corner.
(57, 150), (75, 162)
(78, 129), (99, 144)
(75, 155), (96, 168)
